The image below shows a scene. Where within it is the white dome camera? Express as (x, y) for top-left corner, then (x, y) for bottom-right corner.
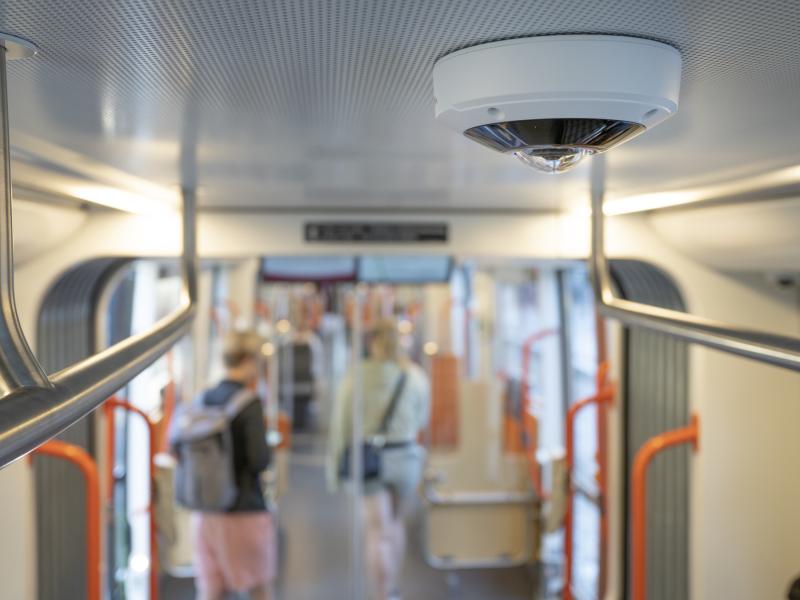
(433, 35), (682, 173)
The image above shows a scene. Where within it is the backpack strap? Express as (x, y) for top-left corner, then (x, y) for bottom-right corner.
(192, 390), (208, 408)
(225, 387), (260, 419)
(378, 371), (408, 434)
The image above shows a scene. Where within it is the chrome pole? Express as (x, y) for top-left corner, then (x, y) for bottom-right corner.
(0, 45), (50, 394)
(0, 35), (198, 467)
(181, 187), (198, 306)
(0, 188), (197, 465)
(350, 285), (365, 600)
(589, 155), (800, 371)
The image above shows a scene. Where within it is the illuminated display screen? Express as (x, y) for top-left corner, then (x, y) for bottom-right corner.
(262, 256), (356, 281)
(357, 256), (452, 283)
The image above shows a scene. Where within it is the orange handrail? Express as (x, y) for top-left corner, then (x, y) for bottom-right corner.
(520, 328), (559, 498)
(33, 440), (101, 600)
(595, 315), (610, 599)
(104, 397), (159, 600)
(429, 353), (460, 448)
(631, 415), (699, 600)
(596, 379), (611, 598)
(563, 362), (615, 600)
(158, 381), (177, 454)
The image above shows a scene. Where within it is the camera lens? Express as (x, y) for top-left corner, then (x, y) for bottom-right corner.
(513, 147), (594, 174)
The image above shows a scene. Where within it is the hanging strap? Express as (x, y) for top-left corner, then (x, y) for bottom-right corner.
(378, 371), (408, 435)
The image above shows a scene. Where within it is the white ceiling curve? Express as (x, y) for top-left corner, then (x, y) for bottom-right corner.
(2, 0), (800, 210)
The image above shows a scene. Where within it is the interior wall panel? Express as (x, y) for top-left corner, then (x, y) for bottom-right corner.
(611, 259), (689, 600)
(34, 259), (129, 600)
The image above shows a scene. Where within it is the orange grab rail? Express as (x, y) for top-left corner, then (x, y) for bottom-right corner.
(563, 362), (614, 600)
(631, 414), (699, 600)
(33, 440), (101, 600)
(520, 328), (559, 498)
(429, 354), (460, 448)
(104, 397), (159, 600)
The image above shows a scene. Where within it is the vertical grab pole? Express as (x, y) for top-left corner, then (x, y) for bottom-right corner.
(33, 440), (101, 600)
(0, 42), (50, 395)
(350, 286), (365, 599)
(595, 317), (610, 599)
(563, 363), (614, 600)
(104, 402), (116, 506)
(594, 361), (612, 600)
(104, 397), (159, 600)
(631, 415), (699, 600)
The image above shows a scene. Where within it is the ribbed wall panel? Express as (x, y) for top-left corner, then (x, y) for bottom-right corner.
(611, 260), (689, 600)
(35, 259), (129, 600)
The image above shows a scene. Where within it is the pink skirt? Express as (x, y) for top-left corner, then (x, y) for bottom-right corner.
(191, 511), (277, 593)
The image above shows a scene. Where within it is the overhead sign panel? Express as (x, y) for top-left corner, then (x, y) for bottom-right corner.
(305, 222), (448, 243)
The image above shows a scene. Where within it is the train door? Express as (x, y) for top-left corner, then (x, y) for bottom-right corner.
(98, 259), (185, 598)
(559, 266), (603, 599)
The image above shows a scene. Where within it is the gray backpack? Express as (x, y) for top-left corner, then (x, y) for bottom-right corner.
(170, 388), (257, 511)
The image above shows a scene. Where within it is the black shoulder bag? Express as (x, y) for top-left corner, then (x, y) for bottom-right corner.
(338, 371), (407, 482)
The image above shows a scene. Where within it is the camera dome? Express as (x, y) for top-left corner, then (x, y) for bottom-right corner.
(463, 117), (645, 174)
(512, 148), (593, 174)
(433, 35), (682, 174)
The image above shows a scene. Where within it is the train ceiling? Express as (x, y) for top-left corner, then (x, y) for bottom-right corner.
(2, 0), (800, 211)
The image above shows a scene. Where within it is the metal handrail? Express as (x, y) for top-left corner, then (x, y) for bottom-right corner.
(0, 46), (197, 468)
(104, 397), (159, 600)
(33, 439), (101, 600)
(589, 155), (800, 371)
(563, 363), (614, 600)
(631, 415), (699, 600)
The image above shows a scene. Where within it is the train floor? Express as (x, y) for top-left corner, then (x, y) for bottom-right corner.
(162, 433), (537, 599)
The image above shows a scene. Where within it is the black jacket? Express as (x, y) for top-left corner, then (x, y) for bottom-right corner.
(202, 379), (271, 512)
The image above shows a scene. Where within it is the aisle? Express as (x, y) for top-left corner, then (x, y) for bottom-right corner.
(161, 433), (537, 599)
(278, 434), (535, 600)
(277, 435), (352, 599)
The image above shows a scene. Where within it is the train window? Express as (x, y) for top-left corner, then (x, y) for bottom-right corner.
(560, 265), (602, 599)
(98, 259), (185, 597)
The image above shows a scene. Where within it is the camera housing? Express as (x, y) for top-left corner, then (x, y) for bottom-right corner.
(433, 35), (682, 173)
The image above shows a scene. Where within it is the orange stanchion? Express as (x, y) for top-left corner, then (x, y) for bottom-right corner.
(33, 440), (101, 600)
(594, 315), (610, 599)
(429, 354), (460, 448)
(520, 328), (559, 498)
(521, 409), (544, 497)
(104, 397), (159, 600)
(158, 381), (177, 454)
(563, 362), (615, 600)
(631, 415), (699, 600)
(596, 377), (611, 598)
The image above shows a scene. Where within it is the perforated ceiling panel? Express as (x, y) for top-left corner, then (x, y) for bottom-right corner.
(1, 0), (800, 209)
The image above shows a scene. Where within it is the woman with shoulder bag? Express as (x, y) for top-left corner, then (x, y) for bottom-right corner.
(327, 319), (431, 600)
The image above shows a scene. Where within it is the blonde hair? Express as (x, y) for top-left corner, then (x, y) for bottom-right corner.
(369, 319), (401, 362)
(222, 329), (264, 368)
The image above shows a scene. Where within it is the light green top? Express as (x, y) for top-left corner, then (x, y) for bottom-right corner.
(326, 359), (430, 491)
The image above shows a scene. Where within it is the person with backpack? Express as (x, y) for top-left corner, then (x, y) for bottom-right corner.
(327, 319), (431, 600)
(171, 330), (275, 600)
